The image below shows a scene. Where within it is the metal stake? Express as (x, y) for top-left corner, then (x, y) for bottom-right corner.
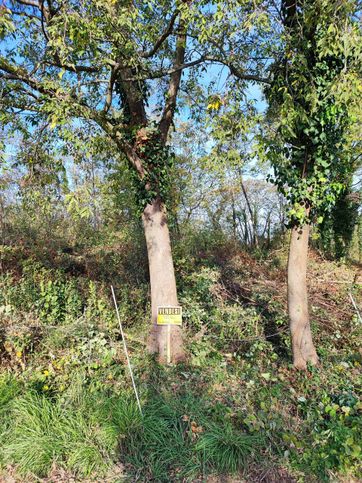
(111, 285), (143, 416)
(349, 291), (362, 324)
(167, 323), (171, 364)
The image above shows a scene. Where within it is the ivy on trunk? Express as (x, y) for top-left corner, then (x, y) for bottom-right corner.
(264, 0), (361, 368)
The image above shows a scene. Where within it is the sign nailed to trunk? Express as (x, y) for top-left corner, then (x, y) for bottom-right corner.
(157, 306), (182, 326)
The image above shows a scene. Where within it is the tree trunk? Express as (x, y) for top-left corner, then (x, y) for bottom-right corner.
(287, 224), (318, 369)
(359, 216), (362, 263)
(252, 207), (259, 248)
(231, 192), (237, 240)
(142, 197), (185, 363)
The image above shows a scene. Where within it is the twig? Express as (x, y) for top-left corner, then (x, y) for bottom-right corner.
(313, 279), (354, 284)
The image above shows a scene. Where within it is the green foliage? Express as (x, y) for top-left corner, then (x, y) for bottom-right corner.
(0, 245), (361, 481)
(320, 185), (360, 259)
(38, 278), (82, 324)
(0, 6), (15, 38)
(128, 125), (176, 209)
(292, 391), (362, 479)
(0, 376), (21, 441)
(0, 377), (261, 481)
(84, 280), (113, 325)
(180, 267), (219, 332)
(119, 391), (261, 482)
(265, 0), (361, 226)
(0, 261), (83, 325)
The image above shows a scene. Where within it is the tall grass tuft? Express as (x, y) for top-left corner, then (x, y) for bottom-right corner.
(0, 375), (21, 417)
(0, 389), (131, 478)
(1, 394), (64, 476)
(120, 397), (202, 482)
(195, 423), (261, 473)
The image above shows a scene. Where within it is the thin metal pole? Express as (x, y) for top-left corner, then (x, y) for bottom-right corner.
(349, 292), (362, 324)
(167, 323), (171, 365)
(111, 285), (143, 416)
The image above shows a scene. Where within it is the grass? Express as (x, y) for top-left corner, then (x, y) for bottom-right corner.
(0, 390), (118, 477)
(0, 249), (361, 481)
(195, 424), (261, 474)
(0, 375), (264, 481)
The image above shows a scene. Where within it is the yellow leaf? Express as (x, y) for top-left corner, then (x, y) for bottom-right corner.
(207, 97), (222, 111)
(50, 117), (57, 129)
(58, 69), (65, 80)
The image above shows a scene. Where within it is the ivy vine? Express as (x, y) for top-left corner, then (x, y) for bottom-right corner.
(265, 0), (360, 227)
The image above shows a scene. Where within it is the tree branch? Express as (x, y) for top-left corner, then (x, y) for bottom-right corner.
(0, 80), (40, 101)
(0, 60), (146, 179)
(103, 65), (118, 113)
(0, 59), (55, 96)
(45, 59), (102, 74)
(6, 8), (41, 20)
(141, 9), (179, 59)
(122, 56), (269, 84)
(13, 0), (41, 8)
(159, 18), (186, 142)
(13, 0), (99, 74)
(39, 0), (50, 40)
(206, 57), (270, 83)
(0, 58), (105, 129)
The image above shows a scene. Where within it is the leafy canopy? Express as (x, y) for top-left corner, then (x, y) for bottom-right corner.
(264, 0), (361, 226)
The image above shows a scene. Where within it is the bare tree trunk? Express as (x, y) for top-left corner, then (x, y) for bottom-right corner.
(252, 206), (259, 248)
(0, 193), (5, 274)
(261, 212), (271, 247)
(231, 191), (237, 240)
(142, 197), (185, 363)
(240, 179), (258, 248)
(242, 210), (249, 245)
(359, 215), (362, 263)
(288, 224), (318, 369)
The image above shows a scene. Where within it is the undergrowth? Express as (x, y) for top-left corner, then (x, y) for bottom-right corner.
(0, 249), (361, 482)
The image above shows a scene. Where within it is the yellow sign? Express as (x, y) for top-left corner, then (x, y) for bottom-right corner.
(157, 306), (182, 326)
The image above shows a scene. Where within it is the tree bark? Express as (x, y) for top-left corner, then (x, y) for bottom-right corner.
(241, 179), (258, 248)
(142, 197), (185, 363)
(287, 224), (318, 369)
(231, 191), (238, 240)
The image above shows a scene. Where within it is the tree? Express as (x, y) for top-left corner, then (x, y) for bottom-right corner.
(265, 0), (361, 368)
(320, 181), (360, 260)
(0, 0), (189, 361)
(0, 0), (269, 362)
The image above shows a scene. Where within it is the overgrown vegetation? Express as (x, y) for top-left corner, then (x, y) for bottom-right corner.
(0, 0), (361, 481)
(0, 239), (361, 481)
